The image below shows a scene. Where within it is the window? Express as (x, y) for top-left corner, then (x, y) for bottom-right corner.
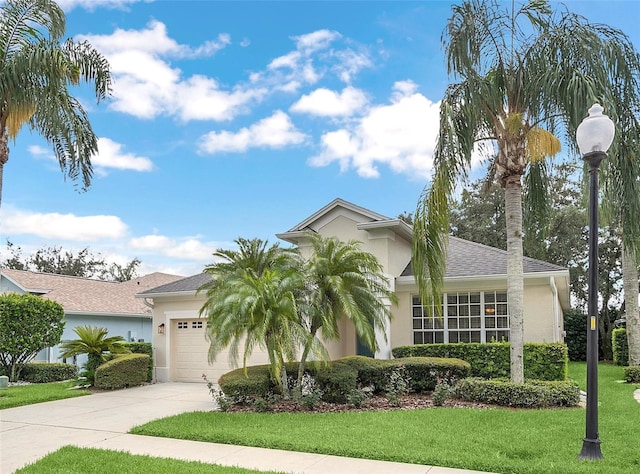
(412, 291), (509, 344)
(177, 321), (188, 329)
(191, 321), (203, 329)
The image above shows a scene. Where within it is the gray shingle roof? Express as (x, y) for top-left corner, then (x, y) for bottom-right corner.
(401, 236), (566, 277)
(0, 269), (183, 314)
(137, 272), (212, 295)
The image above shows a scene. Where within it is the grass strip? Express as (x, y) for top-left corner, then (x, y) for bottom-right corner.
(132, 363), (640, 474)
(0, 381), (90, 409)
(14, 446), (285, 474)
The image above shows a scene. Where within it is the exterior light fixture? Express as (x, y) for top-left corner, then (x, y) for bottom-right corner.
(158, 323), (165, 335)
(576, 103), (615, 461)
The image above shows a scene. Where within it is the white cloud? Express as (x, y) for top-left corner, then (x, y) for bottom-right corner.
(57, 0), (150, 11)
(0, 208), (128, 241)
(94, 138), (154, 172)
(128, 235), (216, 261)
(309, 81), (440, 179)
(333, 49), (373, 83)
(290, 86), (368, 117)
(293, 30), (341, 54)
(198, 111), (307, 154)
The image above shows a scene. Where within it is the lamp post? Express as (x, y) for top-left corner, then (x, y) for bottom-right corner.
(576, 103), (615, 461)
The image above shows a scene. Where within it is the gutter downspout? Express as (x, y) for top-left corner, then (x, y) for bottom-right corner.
(550, 277), (559, 342)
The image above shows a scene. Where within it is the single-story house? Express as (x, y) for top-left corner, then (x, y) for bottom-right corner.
(140, 198), (571, 383)
(0, 269), (182, 366)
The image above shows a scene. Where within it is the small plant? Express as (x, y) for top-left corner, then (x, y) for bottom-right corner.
(431, 381), (452, 406)
(296, 389), (324, 410)
(346, 388), (370, 408)
(251, 395), (273, 412)
(203, 374), (235, 412)
(385, 366), (410, 406)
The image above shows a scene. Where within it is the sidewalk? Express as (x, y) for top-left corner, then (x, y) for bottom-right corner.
(0, 382), (493, 474)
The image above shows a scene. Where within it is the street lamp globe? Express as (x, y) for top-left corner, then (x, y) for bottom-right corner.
(576, 103), (615, 155)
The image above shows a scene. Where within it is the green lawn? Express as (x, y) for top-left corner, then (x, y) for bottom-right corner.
(132, 363), (640, 474)
(15, 446), (285, 474)
(0, 381), (90, 409)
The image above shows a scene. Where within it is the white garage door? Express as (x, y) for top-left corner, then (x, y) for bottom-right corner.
(172, 319), (270, 383)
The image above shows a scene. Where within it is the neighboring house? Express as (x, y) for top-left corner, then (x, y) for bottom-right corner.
(141, 198), (571, 383)
(0, 269), (183, 366)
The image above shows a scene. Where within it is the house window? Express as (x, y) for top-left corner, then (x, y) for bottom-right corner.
(177, 321), (188, 329)
(412, 291), (509, 344)
(191, 321), (203, 329)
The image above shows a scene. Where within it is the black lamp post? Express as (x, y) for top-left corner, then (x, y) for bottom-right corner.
(576, 103), (615, 461)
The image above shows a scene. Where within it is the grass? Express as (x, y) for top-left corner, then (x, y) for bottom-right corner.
(132, 362), (640, 474)
(14, 446), (285, 474)
(0, 381), (90, 409)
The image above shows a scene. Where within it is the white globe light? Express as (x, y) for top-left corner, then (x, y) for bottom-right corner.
(576, 103), (615, 155)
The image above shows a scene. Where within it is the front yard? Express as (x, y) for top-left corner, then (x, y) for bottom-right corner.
(0, 380), (90, 409)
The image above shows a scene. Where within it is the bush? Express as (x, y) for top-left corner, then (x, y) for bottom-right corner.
(94, 354), (150, 389)
(624, 366), (640, 383)
(315, 362), (358, 403)
(392, 342), (568, 380)
(20, 362), (78, 383)
(612, 328), (629, 366)
(218, 365), (274, 399)
(125, 342), (153, 381)
(564, 309), (587, 361)
(453, 377), (580, 408)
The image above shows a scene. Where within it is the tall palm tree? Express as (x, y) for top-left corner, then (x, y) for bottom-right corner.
(59, 325), (129, 381)
(199, 238), (304, 395)
(296, 232), (396, 389)
(0, 0), (111, 207)
(413, 0), (640, 382)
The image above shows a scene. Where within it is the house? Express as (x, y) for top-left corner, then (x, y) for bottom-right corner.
(0, 269), (183, 365)
(141, 198), (571, 383)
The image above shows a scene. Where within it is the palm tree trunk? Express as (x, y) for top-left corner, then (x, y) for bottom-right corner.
(296, 328), (318, 393)
(622, 243), (640, 365)
(0, 128), (9, 208)
(505, 175), (525, 383)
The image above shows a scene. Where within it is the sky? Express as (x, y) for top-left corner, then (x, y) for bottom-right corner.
(1, 0), (639, 278)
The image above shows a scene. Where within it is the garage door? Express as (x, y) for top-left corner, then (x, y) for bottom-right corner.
(172, 319), (269, 383)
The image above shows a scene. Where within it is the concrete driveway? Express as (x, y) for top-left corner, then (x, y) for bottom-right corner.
(1, 382), (492, 474)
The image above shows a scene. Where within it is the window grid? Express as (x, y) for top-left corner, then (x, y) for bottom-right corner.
(412, 291), (509, 344)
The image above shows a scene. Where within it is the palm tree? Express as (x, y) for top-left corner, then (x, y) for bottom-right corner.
(296, 232), (396, 389)
(59, 325), (130, 381)
(0, 0), (111, 207)
(199, 238), (304, 395)
(413, 0), (640, 382)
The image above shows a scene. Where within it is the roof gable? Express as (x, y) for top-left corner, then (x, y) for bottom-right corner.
(138, 272), (212, 295)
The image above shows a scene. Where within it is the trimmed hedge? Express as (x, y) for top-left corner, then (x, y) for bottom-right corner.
(624, 366), (640, 383)
(94, 354), (150, 389)
(218, 356), (471, 404)
(612, 328), (629, 366)
(19, 362), (78, 383)
(454, 377), (580, 408)
(392, 342), (568, 381)
(564, 309), (587, 361)
(125, 342), (153, 381)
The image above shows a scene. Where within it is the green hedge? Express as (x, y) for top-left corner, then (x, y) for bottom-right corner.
(125, 342), (153, 381)
(19, 362), (78, 383)
(218, 356), (471, 404)
(454, 377), (580, 408)
(94, 354), (150, 389)
(624, 366), (640, 383)
(392, 342), (568, 380)
(564, 310), (587, 361)
(612, 328), (629, 366)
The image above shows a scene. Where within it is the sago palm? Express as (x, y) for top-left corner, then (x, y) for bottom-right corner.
(413, 0), (640, 382)
(59, 325), (129, 378)
(0, 0), (111, 207)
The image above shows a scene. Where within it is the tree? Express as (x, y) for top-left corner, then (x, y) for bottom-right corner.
(413, 0), (640, 383)
(0, 293), (64, 381)
(2, 240), (141, 281)
(296, 232), (396, 390)
(199, 238), (304, 395)
(58, 325), (130, 382)
(0, 0), (112, 207)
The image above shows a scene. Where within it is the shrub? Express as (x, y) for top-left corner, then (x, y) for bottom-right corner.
(431, 382), (452, 406)
(401, 357), (470, 391)
(453, 377), (580, 408)
(94, 354), (150, 389)
(612, 328), (629, 366)
(20, 362), (77, 383)
(563, 309), (587, 361)
(624, 366), (640, 383)
(125, 342), (153, 381)
(218, 365), (274, 399)
(392, 342), (568, 380)
(315, 363), (358, 403)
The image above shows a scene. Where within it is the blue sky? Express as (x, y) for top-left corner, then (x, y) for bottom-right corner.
(1, 0), (639, 277)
